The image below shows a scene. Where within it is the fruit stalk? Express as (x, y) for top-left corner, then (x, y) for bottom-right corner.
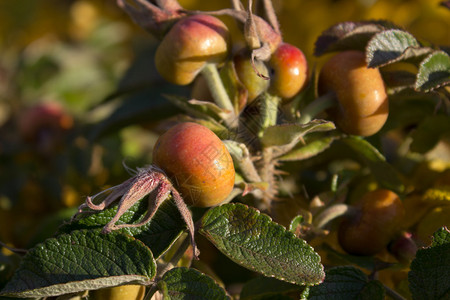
(297, 91), (337, 124)
(201, 63), (236, 117)
(313, 203), (356, 229)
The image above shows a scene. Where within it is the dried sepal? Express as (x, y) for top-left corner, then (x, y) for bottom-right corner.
(73, 165), (199, 259)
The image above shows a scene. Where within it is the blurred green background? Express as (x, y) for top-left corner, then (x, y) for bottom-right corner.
(0, 0), (448, 250)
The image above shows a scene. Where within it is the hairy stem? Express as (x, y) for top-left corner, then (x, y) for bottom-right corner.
(257, 92), (280, 138)
(256, 93), (281, 207)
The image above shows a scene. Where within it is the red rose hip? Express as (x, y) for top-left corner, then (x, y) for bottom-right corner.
(153, 122), (235, 207)
(268, 43), (309, 99)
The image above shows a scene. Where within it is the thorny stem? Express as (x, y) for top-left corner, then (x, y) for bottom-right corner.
(201, 63), (236, 121)
(224, 140), (262, 183)
(297, 91), (337, 124)
(259, 146), (276, 207)
(238, 146), (263, 183)
(257, 93), (280, 206)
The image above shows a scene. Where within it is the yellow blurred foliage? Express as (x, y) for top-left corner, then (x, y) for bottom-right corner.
(1, 0), (448, 61)
(179, 0), (450, 62)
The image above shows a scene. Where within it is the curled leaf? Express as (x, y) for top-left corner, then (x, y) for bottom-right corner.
(314, 21), (399, 56)
(415, 51), (450, 92)
(366, 29), (432, 68)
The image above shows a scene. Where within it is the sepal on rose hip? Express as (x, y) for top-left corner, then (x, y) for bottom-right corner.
(117, 0), (185, 39)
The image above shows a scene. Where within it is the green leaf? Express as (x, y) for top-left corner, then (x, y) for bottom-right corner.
(187, 99), (234, 122)
(309, 266), (385, 300)
(278, 136), (336, 161)
(366, 29), (432, 68)
(240, 276), (303, 300)
(58, 199), (185, 259)
(415, 51), (450, 92)
(164, 94), (223, 123)
(158, 267), (229, 300)
(408, 227), (450, 300)
(0, 230), (155, 298)
(314, 21), (399, 56)
(261, 120), (335, 148)
(431, 226), (450, 247)
(340, 137), (405, 193)
(410, 115), (450, 154)
(199, 203), (325, 286)
(431, 227), (450, 247)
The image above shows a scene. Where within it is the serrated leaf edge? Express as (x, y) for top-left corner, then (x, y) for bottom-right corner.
(0, 275), (150, 298)
(200, 204), (325, 286)
(415, 51), (450, 92)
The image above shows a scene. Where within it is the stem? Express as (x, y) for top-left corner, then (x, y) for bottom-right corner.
(144, 236), (192, 300)
(259, 147), (275, 208)
(297, 91), (337, 124)
(0, 241), (27, 255)
(313, 203), (356, 229)
(144, 285), (158, 300)
(201, 63), (235, 113)
(384, 284), (407, 300)
(159, 235), (192, 277)
(300, 286), (310, 300)
(258, 92), (280, 138)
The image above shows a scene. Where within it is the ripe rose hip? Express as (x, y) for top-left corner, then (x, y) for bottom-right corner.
(153, 122), (235, 207)
(75, 123), (235, 258)
(268, 43), (308, 99)
(338, 189), (405, 256)
(318, 50), (388, 136)
(155, 14), (230, 85)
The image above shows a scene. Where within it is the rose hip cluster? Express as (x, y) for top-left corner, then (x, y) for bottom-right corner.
(154, 13), (309, 102)
(75, 0), (392, 259)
